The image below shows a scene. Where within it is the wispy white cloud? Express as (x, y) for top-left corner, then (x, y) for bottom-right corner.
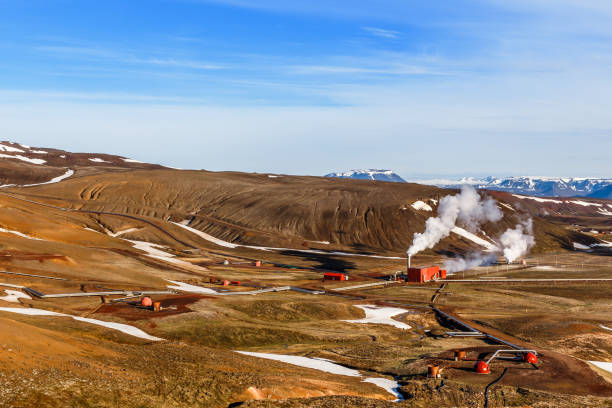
(35, 45), (116, 58)
(129, 58), (225, 70)
(362, 27), (400, 39)
(291, 64), (448, 76)
(35, 44), (225, 70)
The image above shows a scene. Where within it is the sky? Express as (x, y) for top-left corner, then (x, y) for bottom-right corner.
(1, 0), (611, 178)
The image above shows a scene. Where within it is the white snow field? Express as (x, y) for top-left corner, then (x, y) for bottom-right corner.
(0, 153), (46, 165)
(411, 201), (433, 211)
(451, 226), (498, 251)
(343, 305), (411, 330)
(0, 290), (32, 303)
(171, 221), (240, 248)
(173, 221), (405, 259)
(0, 143), (25, 152)
(589, 361), (612, 374)
(127, 240), (208, 271)
(0, 307), (162, 341)
(166, 280), (217, 294)
(0, 227), (43, 240)
(573, 242), (591, 250)
(511, 195), (563, 204)
(571, 200), (602, 207)
(106, 227), (140, 237)
(235, 351), (403, 400)
(22, 169), (74, 187)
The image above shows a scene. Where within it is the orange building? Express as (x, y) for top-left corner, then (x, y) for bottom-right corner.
(406, 266), (446, 283)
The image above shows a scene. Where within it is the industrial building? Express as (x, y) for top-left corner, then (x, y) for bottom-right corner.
(406, 266), (446, 283)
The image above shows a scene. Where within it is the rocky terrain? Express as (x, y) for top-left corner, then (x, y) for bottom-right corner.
(0, 143), (609, 407)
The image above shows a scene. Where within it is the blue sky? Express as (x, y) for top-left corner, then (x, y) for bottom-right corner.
(1, 0), (611, 178)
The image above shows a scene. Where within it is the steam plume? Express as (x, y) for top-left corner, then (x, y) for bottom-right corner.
(407, 185), (502, 257)
(500, 219), (535, 263)
(444, 252), (498, 273)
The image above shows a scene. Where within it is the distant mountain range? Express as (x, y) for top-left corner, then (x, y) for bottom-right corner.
(411, 176), (612, 199)
(324, 169), (406, 183)
(327, 171), (612, 199)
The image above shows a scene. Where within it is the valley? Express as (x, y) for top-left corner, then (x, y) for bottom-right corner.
(0, 145), (610, 407)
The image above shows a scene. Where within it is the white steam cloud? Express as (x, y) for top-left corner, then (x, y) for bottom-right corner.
(407, 185), (502, 257)
(500, 219), (535, 263)
(444, 252), (498, 273)
(407, 185), (536, 272)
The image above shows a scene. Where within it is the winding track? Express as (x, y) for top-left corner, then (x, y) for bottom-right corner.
(0, 191), (196, 248)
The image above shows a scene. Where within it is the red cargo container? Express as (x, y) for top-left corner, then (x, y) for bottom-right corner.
(323, 272), (349, 281)
(439, 269), (447, 279)
(407, 266), (441, 283)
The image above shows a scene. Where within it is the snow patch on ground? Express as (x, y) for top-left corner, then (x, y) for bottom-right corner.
(499, 203), (515, 211)
(259, 247), (405, 260)
(512, 195), (563, 204)
(571, 200), (602, 207)
(343, 305), (411, 330)
(573, 242), (591, 250)
(235, 351), (402, 400)
(451, 227), (498, 251)
(0, 290), (32, 303)
(362, 377), (404, 401)
(89, 157), (110, 163)
(127, 240), (207, 271)
(22, 169), (74, 187)
(121, 158), (144, 163)
(589, 361), (612, 374)
(30, 150), (48, 154)
(107, 227), (139, 237)
(172, 222), (404, 259)
(600, 325), (612, 331)
(236, 351), (361, 376)
(0, 307), (162, 341)
(165, 280), (217, 294)
(0, 154), (46, 165)
(0, 227), (42, 240)
(0, 144), (25, 153)
(597, 208), (612, 216)
(171, 221), (240, 248)
(411, 201), (433, 211)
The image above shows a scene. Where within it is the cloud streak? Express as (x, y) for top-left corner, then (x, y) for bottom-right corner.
(362, 27), (400, 39)
(35, 44), (225, 71)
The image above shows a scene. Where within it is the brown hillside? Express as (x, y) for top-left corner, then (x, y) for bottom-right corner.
(8, 169), (598, 255)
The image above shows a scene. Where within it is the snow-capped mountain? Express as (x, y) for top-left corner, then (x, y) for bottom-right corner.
(412, 176), (612, 198)
(325, 169), (406, 183)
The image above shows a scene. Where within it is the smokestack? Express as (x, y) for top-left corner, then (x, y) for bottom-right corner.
(408, 254), (411, 269)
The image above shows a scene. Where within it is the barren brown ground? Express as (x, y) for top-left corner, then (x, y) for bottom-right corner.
(0, 168), (609, 407)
